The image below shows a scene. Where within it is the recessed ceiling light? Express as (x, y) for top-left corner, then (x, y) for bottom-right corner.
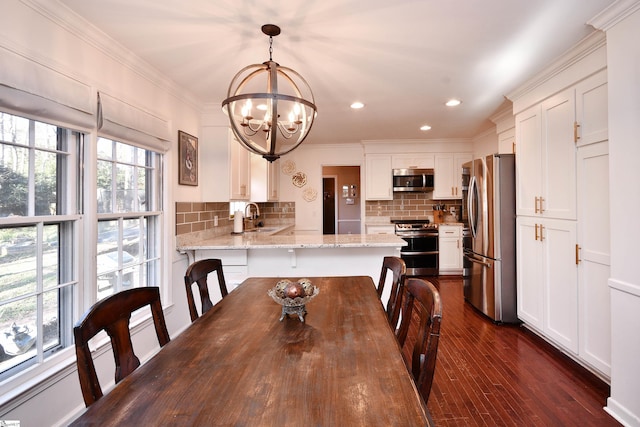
(420, 125), (432, 131)
(350, 102), (364, 109)
(445, 99), (462, 107)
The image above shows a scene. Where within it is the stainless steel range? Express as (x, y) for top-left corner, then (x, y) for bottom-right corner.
(393, 220), (438, 276)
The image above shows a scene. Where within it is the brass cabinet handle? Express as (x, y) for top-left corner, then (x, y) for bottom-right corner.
(576, 244), (581, 265)
(539, 224), (544, 241)
(535, 197), (539, 214)
(535, 223), (539, 241)
(539, 197), (545, 214)
(574, 121), (581, 143)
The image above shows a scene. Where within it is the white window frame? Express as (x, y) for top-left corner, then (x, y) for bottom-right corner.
(0, 111), (167, 407)
(0, 112), (81, 386)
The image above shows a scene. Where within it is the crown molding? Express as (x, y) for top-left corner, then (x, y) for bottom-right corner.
(589, 0), (640, 31)
(22, 0), (202, 111)
(507, 31), (606, 103)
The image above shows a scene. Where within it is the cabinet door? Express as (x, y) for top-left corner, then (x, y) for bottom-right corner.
(439, 225), (462, 273)
(365, 154), (392, 200)
(577, 141), (610, 376)
(250, 154), (279, 202)
(541, 89), (576, 220)
(515, 105), (542, 216)
(438, 238), (460, 270)
(516, 216), (544, 329)
(267, 160), (280, 201)
(229, 132), (250, 200)
(542, 218), (578, 354)
(433, 154), (455, 199)
(498, 127), (516, 154)
(575, 70), (608, 147)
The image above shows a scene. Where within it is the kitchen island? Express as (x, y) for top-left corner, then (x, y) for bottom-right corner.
(177, 225), (406, 304)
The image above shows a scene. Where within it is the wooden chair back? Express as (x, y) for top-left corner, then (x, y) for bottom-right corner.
(377, 256), (407, 330)
(396, 278), (442, 403)
(184, 258), (229, 322)
(74, 286), (170, 407)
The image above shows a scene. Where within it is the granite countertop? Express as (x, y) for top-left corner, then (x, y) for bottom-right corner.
(177, 223), (407, 251)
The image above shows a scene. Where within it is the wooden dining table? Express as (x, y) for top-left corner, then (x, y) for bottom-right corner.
(70, 276), (432, 426)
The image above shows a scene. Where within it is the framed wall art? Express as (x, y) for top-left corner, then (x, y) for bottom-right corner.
(178, 130), (198, 186)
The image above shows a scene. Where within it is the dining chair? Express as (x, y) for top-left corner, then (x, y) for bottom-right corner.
(396, 277), (443, 403)
(377, 256), (407, 331)
(73, 286), (171, 407)
(184, 258), (229, 322)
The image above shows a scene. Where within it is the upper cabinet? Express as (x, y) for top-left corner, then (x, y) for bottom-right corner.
(391, 154), (434, 169)
(250, 153), (280, 202)
(516, 71), (607, 220)
(516, 89), (577, 219)
(433, 153), (472, 199)
(575, 71), (608, 147)
(498, 127), (516, 155)
(365, 154), (393, 200)
(229, 131), (251, 200)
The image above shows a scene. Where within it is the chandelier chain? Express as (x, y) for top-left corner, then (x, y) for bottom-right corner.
(269, 36), (273, 61)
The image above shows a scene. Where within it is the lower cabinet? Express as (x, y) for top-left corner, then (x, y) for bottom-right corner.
(516, 216), (578, 353)
(438, 224), (462, 275)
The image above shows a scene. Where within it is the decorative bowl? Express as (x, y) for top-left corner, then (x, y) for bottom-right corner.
(267, 279), (319, 322)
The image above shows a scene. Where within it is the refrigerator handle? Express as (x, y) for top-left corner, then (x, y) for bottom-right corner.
(464, 252), (492, 268)
(468, 176), (477, 238)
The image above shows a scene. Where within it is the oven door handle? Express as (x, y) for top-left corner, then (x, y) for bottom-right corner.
(400, 250), (439, 256)
(463, 253), (492, 268)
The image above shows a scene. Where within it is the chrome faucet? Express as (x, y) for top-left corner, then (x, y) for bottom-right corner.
(244, 203), (260, 229)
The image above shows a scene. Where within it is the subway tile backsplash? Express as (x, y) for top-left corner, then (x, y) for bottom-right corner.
(364, 193), (461, 220)
(175, 201), (295, 235)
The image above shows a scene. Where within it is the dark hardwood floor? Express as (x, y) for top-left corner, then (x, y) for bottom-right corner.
(420, 276), (619, 426)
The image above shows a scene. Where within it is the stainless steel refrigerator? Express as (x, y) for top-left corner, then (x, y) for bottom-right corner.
(463, 154), (518, 323)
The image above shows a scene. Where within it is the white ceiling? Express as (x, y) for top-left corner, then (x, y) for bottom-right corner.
(58, 0), (614, 145)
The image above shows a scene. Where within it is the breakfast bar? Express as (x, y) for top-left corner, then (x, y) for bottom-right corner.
(177, 227), (407, 303)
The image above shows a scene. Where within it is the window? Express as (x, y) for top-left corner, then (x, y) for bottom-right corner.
(96, 137), (161, 300)
(0, 112), (79, 379)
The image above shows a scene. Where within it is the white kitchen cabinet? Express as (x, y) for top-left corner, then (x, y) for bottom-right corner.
(438, 224), (462, 275)
(433, 153), (471, 199)
(575, 70), (608, 148)
(229, 130), (251, 200)
(250, 153), (279, 202)
(391, 154), (434, 169)
(516, 216), (578, 354)
(516, 89), (576, 220)
(576, 140), (611, 376)
(498, 127), (516, 155)
(365, 154), (393, 200)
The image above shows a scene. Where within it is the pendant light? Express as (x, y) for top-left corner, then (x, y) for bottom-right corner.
(222, 24), (317, 162)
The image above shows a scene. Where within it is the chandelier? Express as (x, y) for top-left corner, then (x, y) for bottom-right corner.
(222, 24), (317, 162)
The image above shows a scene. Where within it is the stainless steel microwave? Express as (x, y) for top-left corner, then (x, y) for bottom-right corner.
(392, 168), (434, 192)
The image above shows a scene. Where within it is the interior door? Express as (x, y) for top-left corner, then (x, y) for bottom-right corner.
(322, 177), (336, 234)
